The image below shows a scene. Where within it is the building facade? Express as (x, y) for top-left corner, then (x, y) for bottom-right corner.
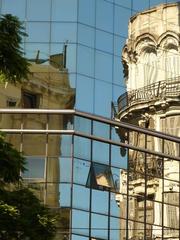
(0, 1), (180, 240)
(116, 2), (180, 239)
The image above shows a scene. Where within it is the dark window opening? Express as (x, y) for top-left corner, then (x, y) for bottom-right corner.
(86, 162), (115, 191)
(22, 91), (39, 108)
(7, 98), (17, 107)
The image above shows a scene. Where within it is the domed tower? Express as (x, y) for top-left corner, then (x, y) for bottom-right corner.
(116, 3), (180, 240)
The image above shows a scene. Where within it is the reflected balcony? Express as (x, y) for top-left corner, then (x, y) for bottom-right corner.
(117, 77), (180, 118)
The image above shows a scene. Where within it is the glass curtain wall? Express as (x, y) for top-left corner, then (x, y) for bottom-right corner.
(0, 1), (179, 240)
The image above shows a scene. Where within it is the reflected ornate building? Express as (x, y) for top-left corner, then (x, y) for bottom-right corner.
(116, 3), (180, 240)
(0, 55), (75, 239)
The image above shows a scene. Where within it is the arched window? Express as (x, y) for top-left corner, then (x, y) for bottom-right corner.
(137, 48), (157, 87)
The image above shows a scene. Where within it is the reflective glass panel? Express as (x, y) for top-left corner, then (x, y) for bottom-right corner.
(60, 157), (71, 183)
(26, 22), (50, 43)
(46, 183), (60, 207)
(77, 45), (94, 77)
(72, 209), (89, 236)
(111, 145), (128, 169)
(95, 51), (113, 83)
(51, 23), (77, 43)
(110, 217), (123, 240)
(74, 137), (91, 160)
(60, 135), (72, 157)
(78, 0), (95, 26)
(27, 0), (51, 21)
(91, 213), (108, 239)
(115, 0), (131, 8)
(24, 43), (49, 60)
(46, 157), (60, 183)
(92, 189), (109, 214)
(76, 75), (94, 113)
(73, 184), (90, 211)
(110, 192), (122, 217)
(93, 121), (109, 139)
(59, 183), (71, 207)
(94, 80), (112, 117)
(133, 0), (149, 12)
(78, 24), (95, 48)
(74, 116), (91, 133)
(1, 0), (26, 20)
(96, 30), (113, 53)
(114, 5), (131, 37)
(72, 235), (89, 240)
(114, 56), (124, 85)
(73, 158), (90, 185)
(22, 156), (45, 179)
(22, 134), (46, 155)
(87, 162), (115, 191)
(93, 140), (109, 164)
(96, 0), (113, 33)
(52, 0), (77, 21)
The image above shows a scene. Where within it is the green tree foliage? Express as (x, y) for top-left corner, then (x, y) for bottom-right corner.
(0, 134), (26, 185)
(0, 14), (29, 83)
(0, 134), (56, 240)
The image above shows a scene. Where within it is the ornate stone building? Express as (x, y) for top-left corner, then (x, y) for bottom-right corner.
(116, 3), (180, 239)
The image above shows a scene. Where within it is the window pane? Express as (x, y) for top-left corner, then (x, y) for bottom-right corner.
(1, 0), (26, 20)
(115, 0), (131, 8)
(111, 145), (127, 169)
(60, 135), (72, 157)
(91, 213), (108, 239)
(46, 157), (60, 183)
(114, 56), (124, 85)
(25, 43), (49, 60)
(22, 134), (46, 155)
(95, 51), (113, 83)
(133, 0), (149, 12)
(22, 156), (45, 179)
(60, 183), (71, 207)
(73, 158), (90, 185)
(27, 0), (51, 21)
(52, 0), (77, 21)
(78, 0), (95, 26)
(110, 217), (123, 240)
(93, 141), (109, 164)
(74, 116), (91, 134)
(114, 5), (131, 37)
(51, 23), (77, 43)
(96, 30), (113, 53)
(96, 0), (113, 33)
(87, 162), (115, 191)
(76, 75), (94, 113)
(94, 80), (112, 117)
(93, 121), (109, 139)
(74, 136), (91, 160)
(78, 24), (95, 48)
(77, 45), (94, 77)
(92, 189), (109, 214)
(72, 209), (89, 236)
(26, 22), (50, 43)
(60, 157), (72, 183)
(73, 185), (90, 211)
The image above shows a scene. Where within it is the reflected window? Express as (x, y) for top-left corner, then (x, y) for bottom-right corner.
(7, 98), (17, 107)
(22, 156), (45, 179)
(86, 163), (115, 191)
(22, 91), (39, 108)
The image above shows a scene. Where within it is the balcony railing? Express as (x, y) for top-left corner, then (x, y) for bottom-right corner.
(117, 77), (180, 112)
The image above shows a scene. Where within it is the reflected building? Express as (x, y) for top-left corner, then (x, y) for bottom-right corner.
(0, 56), (75, 239)
(116, 3), (180, 239)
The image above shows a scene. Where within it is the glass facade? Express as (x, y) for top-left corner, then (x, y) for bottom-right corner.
(0, 1), (180, 240)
